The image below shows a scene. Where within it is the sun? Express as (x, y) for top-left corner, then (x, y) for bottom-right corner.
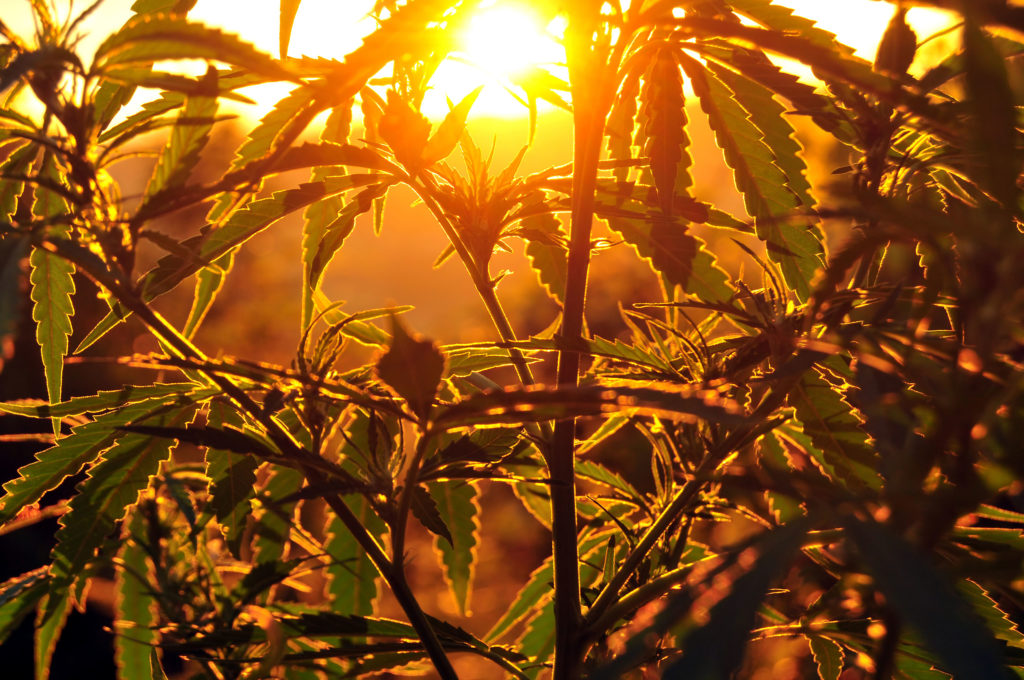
(423, 1), (566, 117)
(458, 3), (561, 79)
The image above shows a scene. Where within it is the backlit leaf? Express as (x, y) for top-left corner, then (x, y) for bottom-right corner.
(94, 14), (293, 81)
(141, 65), (219, 204)
(34, 590), (72, 680)
(29, 156), (75, 432)
(324, 494), (386, 616)
(48, 403), (197, 596)
(0, 390), (213, 527)
(428, 479), (480, 615)
(0, 568), (48, 646)
(279, 0), (302, 58)
(114, 511), (158, 680)
(809, 636), (844, 680)
(679, 53), (823, 300)
(423, 87), (482, 165)
(788, 369), (881, 490)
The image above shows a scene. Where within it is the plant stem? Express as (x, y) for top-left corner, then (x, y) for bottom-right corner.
(550, 30), (611, 680)
(411, 175), (537, 386)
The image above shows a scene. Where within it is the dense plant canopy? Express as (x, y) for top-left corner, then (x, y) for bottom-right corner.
(0, 0), (1023, 678)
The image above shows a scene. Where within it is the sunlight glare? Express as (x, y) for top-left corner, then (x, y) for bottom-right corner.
(423, 2), (565, 117)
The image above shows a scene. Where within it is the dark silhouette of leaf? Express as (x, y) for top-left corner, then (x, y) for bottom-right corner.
(376, 316), (445, 420)
(433, 383), (746, 430)
(639, 46), (690, 215)
(410, 484), (452, 546)
(845, 519), (1010, 680)
(963, 16), (1020, 209)
(619, 520), (810, 680)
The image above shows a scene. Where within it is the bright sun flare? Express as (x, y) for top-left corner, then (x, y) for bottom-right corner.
(459, 5), (560, 78)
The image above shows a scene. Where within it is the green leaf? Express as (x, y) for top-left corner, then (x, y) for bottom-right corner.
(376, 316), (445, 420)
(422, 87), (482, 165)
(575, 459), (641, 503)
(141, 65), (219, 204)
(49, 402), (198, 593)
(324, 494), (386, 616)
(0, 568), (48, 646)
(301, 103), (352, 330)
(428, 480), (480, 615)
(487, 559), (552, 643)
(788, 369), (882, 490)
(0, 390), (214, 526)
(97, 89), (184, 145)
(957, 579), (1024, 650)
(35, 590), (72, 680)
(606, 67), (640, 182)
(844, 519), (1008, 680)
(29, 156), (75, 433)
(94, 14), (293, 81)
(0, 143), (35, 222)
(201, 401), (258, 558)
(520, 203), (568, 305)
(279, 0), (302, 58)
(679, 53), (823, 300)
(707, 59), (813, 207)
(182, 251), (233, 338)
(114, 512), (158, 680)
(809, 636), (844, 680)
(0, 382), (206, 420)
(252, 465), (304, 565)
(596, 186), (733, 303)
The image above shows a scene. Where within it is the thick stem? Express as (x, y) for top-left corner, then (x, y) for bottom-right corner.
(550, 42), (610, 680)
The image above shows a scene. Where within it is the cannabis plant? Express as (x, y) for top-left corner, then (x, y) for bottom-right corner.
(1, 0), (1022, 678)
